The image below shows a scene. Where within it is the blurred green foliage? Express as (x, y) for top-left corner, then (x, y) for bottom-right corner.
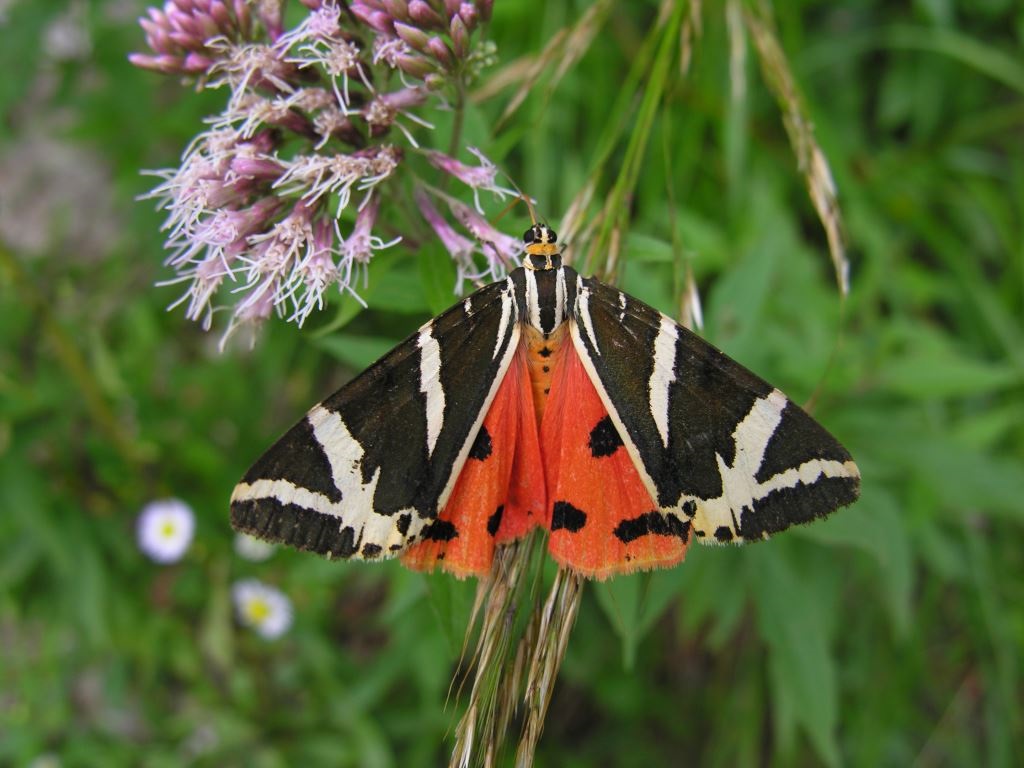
(2, 0), (1023, 765)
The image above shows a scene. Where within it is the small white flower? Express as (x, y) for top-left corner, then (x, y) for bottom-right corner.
(232, 579), (293, 639)
(233, 532), (276, 562)
(137, 498), (195, 564)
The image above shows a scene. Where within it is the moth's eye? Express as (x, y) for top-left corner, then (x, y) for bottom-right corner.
(523, 228), (535, 243)
(545, 227), (558, 244)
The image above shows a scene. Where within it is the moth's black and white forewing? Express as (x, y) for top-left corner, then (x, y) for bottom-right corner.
(570, 276), (860, 544)
(231, 277), (521, 560)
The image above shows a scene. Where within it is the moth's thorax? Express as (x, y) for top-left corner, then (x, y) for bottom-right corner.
(523, 323), (567, 426)
(522, 250), (562, 271)
(518, 264), (574, 336)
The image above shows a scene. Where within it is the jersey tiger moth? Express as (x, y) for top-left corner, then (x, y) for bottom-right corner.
(230, 223), (860, 579)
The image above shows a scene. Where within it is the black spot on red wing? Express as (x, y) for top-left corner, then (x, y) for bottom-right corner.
(361, 543), (382, 558)
(469, 426), (493, 460)
(543, 388), (550, 395)
(714, 526), (734, 542)
(542, 365), (550, 373)
(613, 511), (690, 543)
(681, 500), (697, 517)
(539, 346), (553, 358)
(423, 519), (458, 542)
(487, 505), (504, 536)
(588, 415), (624, 458)
(396, 513), (412, 535)
(551, 501), (587, 532)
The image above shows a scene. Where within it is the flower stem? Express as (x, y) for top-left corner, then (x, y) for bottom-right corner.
(448, 76), (468, 161)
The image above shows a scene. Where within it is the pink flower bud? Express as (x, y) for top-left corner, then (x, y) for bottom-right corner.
(396, 53), (437, 79)
(230, 155), (284, 182)
(458, 3), (478, 31)
(382, 86), (428, 111)
(421, 74), (444, 92)
(139, 17), (168, 45)
(449, 14), (468, 59)
(193, 13), (221, 41)
(351, 3), (395, 34)
(426, 36), (452, 67)
(408, 0), (445, 29)
(182, 51), (214, 72)
(394, 21), (430, 52)
(242, 129), (278, 155)
(232, 0), (251, 30)
(382, 0), (411, 23)
(209, 3), (234, 29)
(173, 13), (205, 40)
(168, 30), (199, 49)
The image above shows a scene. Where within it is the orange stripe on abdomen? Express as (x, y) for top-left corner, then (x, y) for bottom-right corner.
(523, 323), (567, 427)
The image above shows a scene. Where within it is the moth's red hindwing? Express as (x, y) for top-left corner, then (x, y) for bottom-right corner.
(402, 348), (545, 576)
(541, 340), (689, 579)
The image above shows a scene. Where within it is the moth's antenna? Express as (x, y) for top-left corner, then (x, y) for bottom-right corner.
(491, 195), (525, 226)
(499, 171), (539, 225)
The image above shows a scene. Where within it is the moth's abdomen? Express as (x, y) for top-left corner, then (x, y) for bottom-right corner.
(522, 322), (568, 427)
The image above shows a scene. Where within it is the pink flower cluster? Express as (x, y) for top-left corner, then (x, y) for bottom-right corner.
(130, 1), (262, 75)
(132, 1), (513, 344)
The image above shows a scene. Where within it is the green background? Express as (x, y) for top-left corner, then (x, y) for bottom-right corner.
(2, 0), (1023, 765)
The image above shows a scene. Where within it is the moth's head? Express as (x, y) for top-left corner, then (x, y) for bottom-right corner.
(523, 223), (558, 246)
(521, 222), (562, 270)
(520, 215), (563, 272)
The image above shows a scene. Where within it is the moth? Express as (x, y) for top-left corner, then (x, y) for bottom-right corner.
(231, 223), (860, 579)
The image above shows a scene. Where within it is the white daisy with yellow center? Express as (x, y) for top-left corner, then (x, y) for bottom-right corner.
(232, 579), (293, 640)
(136, 498), (195, 564)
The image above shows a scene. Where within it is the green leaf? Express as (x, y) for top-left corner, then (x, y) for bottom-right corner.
(313, 334), (397, 371)
(622, 232), (674, 264)
(593, 575), (643, 668)
(420, 570), (475, 655)
(362, 259), (431, 314)
(914, 437), (1024, 520)
(750, 547), (840, 768)
(418, 242), (460, 316)
(796, 485), (914, 636)
(879, 350), (1018, 398)
(674, 547), (749, 649)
